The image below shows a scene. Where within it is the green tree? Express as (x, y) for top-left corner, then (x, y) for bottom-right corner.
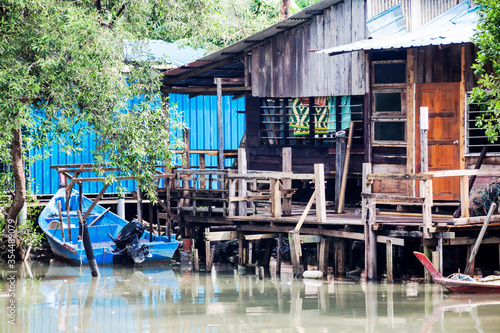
(151, 0), (280, 51)
(470, 0), (500, 141)
(0, 0), (182, 258)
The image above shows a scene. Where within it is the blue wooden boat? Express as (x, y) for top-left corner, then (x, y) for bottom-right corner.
(39, 188), (179, 265)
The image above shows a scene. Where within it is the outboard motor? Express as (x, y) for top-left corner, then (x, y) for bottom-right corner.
(108, 221), (151, 264)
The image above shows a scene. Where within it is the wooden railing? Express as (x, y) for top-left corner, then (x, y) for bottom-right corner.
(227, 162), (327, 229)
(172, 169), (229, 216)
(172, 148), (329, 231)
(362, 163), (500, 238)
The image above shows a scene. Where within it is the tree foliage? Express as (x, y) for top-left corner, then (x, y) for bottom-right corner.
(0, 0), (185, 256)
(470, 0), (500, 142)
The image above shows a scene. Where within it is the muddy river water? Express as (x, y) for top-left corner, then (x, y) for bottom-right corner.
(2, 261), (500, 332)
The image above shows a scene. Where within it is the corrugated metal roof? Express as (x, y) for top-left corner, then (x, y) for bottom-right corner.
(367, 4), (407, 38)
(316, 0), (477, 55)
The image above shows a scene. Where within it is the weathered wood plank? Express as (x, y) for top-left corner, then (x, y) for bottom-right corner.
(351, 0), (366, 95)
(283, 30), (291, 98)
(361, 193), (424, 203)
(368, 173), (434, 181)
(205, 231), (238, 241)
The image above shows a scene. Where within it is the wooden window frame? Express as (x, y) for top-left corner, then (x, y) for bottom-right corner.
(371, 119), (407, 146)
(371, 60), (407, 87)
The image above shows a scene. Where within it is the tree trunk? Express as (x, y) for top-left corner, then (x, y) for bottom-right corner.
(7, 126), (26, 259)
(280, 0), (291, 20)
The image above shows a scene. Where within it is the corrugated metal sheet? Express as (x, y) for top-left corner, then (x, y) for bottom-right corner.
(367, 0), (458, 31)
(30, 94), (246, 195)
(316, 1), (477, 55)
(367, 4), (407, 38)
(169, 94), (246, 168)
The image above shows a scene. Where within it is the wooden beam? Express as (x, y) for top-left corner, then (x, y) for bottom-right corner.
(361, 193), (424, 204)
(244, 233), (279, 240)
(217, 78), (224, 170)
(460, 175), (469, 218)
(367, 173), (434, 181)
(82, 183), (111, 222)
(300, 235), (322, 243)
(314, 164), (327, 222)
(271, 179), (282, 218)
(163, 57), (236, 85)
(430, 169), (500, 177)
(444, 236), (500, 246)
(451, 214), (500, 225)
(238, 148), (247, 217)
(161, 86), (252, 94)
(213, 77), (245, 85)
(293, 189), (316, 232)
(205, 231), (238, 242)
(282, 147), (292, 216)
(228, 172), (315, 180)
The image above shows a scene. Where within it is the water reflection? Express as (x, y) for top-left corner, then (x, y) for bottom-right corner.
(2, 262), (500, 332)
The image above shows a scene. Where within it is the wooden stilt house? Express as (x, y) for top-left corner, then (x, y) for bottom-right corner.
(162, 0), (472, 205)
(316, 0), (499, 205)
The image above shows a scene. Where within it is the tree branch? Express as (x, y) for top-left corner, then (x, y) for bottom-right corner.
(95, 0), (102, 14)
(110, 1), (128, 29)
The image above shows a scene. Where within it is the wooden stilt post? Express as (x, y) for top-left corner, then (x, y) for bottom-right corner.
(78, 182), (83, 240)
(149, 203), (153, 242)
(238, 148), (247, 217)
(228, 175), (236, 217)
(238, 232), (245, 269)
(424, 246), (432, 283)
(271, 178), (281, 218)
(362, 163), (377, 280)
(137, 184), (143, 224)
(420, 107), (432, 239)
(57, 200), (65, 242)
(282, 147), (292, 216)
(337, 239), (346, 276)
(436, 235), (443, 275)
(314, 164), (326, 222)
(194, 248), (199, 272)
(318, 237), (329, 276)
(216, 78), (224, 170)
(464, 202), (496, 276)
(288, 231), (302, 277)
(431, 251), (440, 276)
(277, 234), (282, 274)
(386, 240), (393, 284)
(205, 228), (212, 273)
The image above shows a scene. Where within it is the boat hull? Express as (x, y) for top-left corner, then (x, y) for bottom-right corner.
(414, 251), (500, 294)
(40, 188), (179, 265)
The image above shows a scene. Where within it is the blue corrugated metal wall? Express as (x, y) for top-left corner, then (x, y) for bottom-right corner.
(169, 94), (245, 169)
(30, 94), (246, 195)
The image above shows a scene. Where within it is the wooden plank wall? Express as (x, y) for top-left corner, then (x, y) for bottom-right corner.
(251, 0), (366, 98)
(415, 45), (465, 84)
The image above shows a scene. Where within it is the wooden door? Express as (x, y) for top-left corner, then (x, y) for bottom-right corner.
(416, 83), (461, 201)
